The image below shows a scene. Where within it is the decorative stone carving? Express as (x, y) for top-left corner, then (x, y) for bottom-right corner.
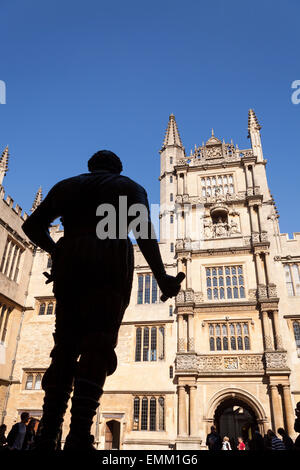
(176, 354), (197, 370)
(176, 291), (185, 303)
(198, 356), (223, 371)
(185, 290), (194, 302)
(176, 239), (184, 250)
(264, 351), (288, 369)
(247, 188), (254, 196)
(248, 289), (257, 300)
(267, 284), (277, 298)
(243, 236), (251, 245)
(258, 285), (268, 298)
(203, 216), (240, 239)
(264, 335), (273, 350)
(178, 339), (185, 352)
(239, 355), (264, 371)
(188, 338), (195, 351)
(206, 146), (222, 159)
(275, 334), (283, 349)
(204, 218), (213, 238)
(224, 357), (238, 369)
(251, 232), (260, 243)
(194, 292), (204, 303)
(184, 239), (192, 250)
(260, 231), (268, 242)
(176, 354), (265, 372)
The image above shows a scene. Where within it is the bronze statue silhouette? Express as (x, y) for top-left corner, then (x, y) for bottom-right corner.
(22, 150), (184, 451)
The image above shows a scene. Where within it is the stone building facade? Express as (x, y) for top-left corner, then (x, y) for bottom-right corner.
(0, 110), (300, 450)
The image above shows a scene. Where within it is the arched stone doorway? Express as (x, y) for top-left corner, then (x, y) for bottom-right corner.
(104, 420), (121, 450)
(214, 397), (257, 449)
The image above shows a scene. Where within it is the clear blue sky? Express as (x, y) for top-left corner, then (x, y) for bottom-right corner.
(0, 0), (299, 235)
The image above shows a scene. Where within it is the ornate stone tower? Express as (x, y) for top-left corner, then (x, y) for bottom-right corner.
(165, 110), (297, 449)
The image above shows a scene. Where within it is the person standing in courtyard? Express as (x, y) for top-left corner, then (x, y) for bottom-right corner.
(22, 150), (183, 451)
(237, 436), (246, 450)
(266, 430), (286, 450)
(206, 426), (222, 451)
(7, 412), (30, 450)
(222, 436), (232, 450)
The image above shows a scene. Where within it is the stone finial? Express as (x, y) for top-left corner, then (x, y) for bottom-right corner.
(248, 108), (262, 135)
(0, 145), (9, 185)
(31, 186), (43, 212)
(161, 113), (183, 149)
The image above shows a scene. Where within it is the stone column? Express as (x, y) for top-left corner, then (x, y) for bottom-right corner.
(184, 205), (189, 239)
(186, 257), (192, 290)
(272, 310), (283, 350)
(262, 310), (273, 351)
(177, 314), (185, 352)
(187, 314), (194, 351)
(282, 384), (295, 436)
(251, 165), (258, 187)
(179, 174), (184, 195)
(254, 252), (266, 285)
(250, 205), (259, 233)
(189, 385), (198, 436)
(264, 252), (273, 285)
(183, 172), (187, 194)
(257, 204), (263, 231)
(270, 384), (284, 430)
(245, 165), (253, 190)
(178, 385), (188, 436)
(177, 174), (180, 196)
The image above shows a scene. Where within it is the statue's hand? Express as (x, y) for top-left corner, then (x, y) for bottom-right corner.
(157, 272), (185, 302)
(43, 271), (54, 284)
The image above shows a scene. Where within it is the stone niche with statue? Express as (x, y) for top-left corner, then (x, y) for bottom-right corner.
(203, 198), (241, 239)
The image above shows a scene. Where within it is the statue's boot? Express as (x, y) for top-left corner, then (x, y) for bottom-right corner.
(34, 387), (71, 451)
(64, 374), (106, 451)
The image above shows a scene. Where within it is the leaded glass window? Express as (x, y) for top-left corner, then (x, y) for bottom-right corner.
(284, 264), (300, 296)
(293, 321), (300, 348)
(200, 174), (235, 197)
(137, 274), (161, 304)
(135, 326), (165, 362)
(206, 266), (246, 300)
(209, 321), (251, 351)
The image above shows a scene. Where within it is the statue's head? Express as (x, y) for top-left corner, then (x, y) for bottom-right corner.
(88, 150), (123, 174)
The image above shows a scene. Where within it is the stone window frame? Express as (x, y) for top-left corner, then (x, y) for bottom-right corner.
(200, 173), (235, 197)
(136, 273), (161, 305)
(0, 235), (24, 283)
(283, 263), (300, 297)
(208, 320), (251, 352)
(0, 303), (13, 344)
(134, 324), (165, 362)
(23, 369), (46, 391)
(36, 298), (56, 316)
(132, 395), (165, 432)
(284, 315), (300, 358)
(204, 264), (247, 301)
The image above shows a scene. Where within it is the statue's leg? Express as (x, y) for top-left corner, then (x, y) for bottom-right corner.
(63, 348), (110, 451)
(35, 298), (80, 451)
(35, 343), (78, 450)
